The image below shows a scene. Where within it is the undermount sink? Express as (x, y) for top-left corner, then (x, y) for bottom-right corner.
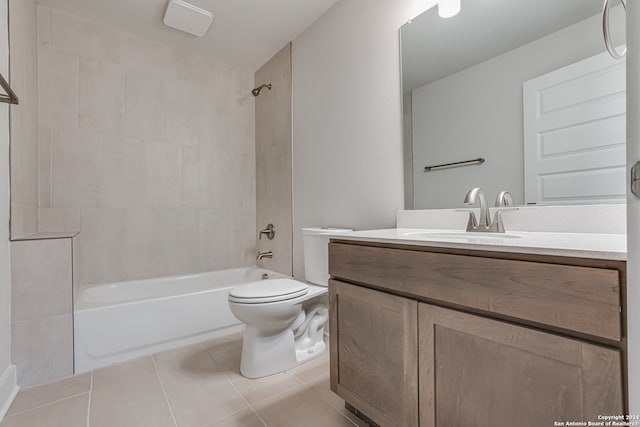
(402, 231), (523, 240)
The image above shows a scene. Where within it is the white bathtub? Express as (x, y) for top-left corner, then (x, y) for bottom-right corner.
(74, 267), (286, 373)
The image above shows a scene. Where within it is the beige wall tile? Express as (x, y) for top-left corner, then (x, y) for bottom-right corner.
(255, 44), (292, 276)
(166, 209), (200, 276)
(123, 208), (200, 280)
(164, 78), (199, 146)
(146, 142), (180, 207)
(10, 207), (38, 239)
(71, 236), (80, 302)
(10, 0), (39, 237)
(257, 207), (292, 275)
(38, 46), (78, 129)
(10, 116), (38, 209)
(10, 239), (72, 322)
(1, 393), (88, 427)
(79, 57), (124, 134)
(122, 209), (165, 280)
(38, 127), (51, 208)
(197, 138), (254, 210)
(198, 144), (226, 209)
(124, 70), (164, 140)
(104, 30), (175, 71)
(33, 8), (256, 286)
(230, 210), (256, 267)
(263, 144), (291, 209)
(36, 6), (51, 45)
(50, 128), (102, 208)
(77, 208), (125, 286)
(90, 357), (175, 427)
(181, 146), (199, 206)
(37, 208), (80, 232)
(50, 9), (101, 58)
(7, 372), (90, 415)
(198, 86), (222, 145)
(198, 209), (231, 271)
(11, 314), (73, 387)
(223, 150), (256, 212)
(9, 126), (22, 208)
(101, 136), (146, 209)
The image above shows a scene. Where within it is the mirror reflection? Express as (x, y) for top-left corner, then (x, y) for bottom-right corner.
(401, 0), (626, 209)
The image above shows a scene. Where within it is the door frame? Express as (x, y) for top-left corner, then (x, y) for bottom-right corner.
(626, 0), (639, 413)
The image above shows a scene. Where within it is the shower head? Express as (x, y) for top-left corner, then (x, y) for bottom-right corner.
(252, 83), (272, 97)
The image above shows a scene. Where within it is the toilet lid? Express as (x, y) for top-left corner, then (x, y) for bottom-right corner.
(228, 279), (309, 304)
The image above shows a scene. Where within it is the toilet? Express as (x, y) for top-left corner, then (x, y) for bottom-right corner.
(228, 227), (350, 379)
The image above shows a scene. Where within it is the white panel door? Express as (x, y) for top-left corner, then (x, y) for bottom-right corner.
(524, 50), (626, 205)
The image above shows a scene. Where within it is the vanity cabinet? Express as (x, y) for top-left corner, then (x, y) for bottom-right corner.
(328, 240), (626, 427)
(329, 279), (418, 427)
(419, 303), (623, 427)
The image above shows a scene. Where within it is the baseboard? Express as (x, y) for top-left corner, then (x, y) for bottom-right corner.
(0, 365), (18, 422)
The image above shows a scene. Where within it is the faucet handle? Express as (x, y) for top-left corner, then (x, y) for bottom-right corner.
(455, 209), (478, 231)
(495, 191), (514, 207)
(259, 224), (275, 240)
(492, 208), (519, 233)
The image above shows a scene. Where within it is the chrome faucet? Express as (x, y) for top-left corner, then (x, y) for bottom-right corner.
(257, 251), (273, 260)
(495, 191), (514, 207)
(462, 188), (517, 233)
(463, 188), (491, 230)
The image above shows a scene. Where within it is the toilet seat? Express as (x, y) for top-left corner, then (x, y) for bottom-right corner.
(228, 279), (308, 304)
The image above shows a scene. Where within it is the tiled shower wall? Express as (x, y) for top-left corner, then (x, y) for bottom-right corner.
(255, 44), (293, 276)
(36, 6), (257, 286)
(9, 0), (39, 237)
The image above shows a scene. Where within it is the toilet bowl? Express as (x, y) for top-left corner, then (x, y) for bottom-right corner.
(227, 227), (350, 379)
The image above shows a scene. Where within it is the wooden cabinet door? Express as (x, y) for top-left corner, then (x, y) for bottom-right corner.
(329, 280), (418, 427)
(419, 303), (624, 427)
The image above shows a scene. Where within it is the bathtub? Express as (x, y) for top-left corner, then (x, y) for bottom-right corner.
(74, 267), (286, 373)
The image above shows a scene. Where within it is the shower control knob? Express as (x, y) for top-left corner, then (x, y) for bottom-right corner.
(259, 224), (276, 240)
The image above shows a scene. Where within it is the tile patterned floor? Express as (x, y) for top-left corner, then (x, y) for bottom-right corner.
(1, 335), (368, 427)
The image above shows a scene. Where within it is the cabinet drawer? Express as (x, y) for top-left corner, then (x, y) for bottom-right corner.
(329, 242), (622, 341)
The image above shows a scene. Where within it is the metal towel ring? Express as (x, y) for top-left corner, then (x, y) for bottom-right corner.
(603, 0), (626, 60)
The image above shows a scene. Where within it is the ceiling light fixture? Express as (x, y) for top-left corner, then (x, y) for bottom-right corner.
(438, 0), (461, 18)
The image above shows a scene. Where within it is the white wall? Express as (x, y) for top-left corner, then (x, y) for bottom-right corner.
(0, 0), (17, 418)
(291, 0), (433, 278)
(411, 11), (620, 209)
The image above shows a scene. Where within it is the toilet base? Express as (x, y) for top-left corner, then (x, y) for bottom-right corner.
(239, 326), (326, 379)
(295, 339), (326, 364)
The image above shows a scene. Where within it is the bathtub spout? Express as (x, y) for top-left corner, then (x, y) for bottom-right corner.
(257, 251), (273, 260)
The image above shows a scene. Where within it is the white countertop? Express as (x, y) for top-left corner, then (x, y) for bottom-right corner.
(325, 228), (627, 261)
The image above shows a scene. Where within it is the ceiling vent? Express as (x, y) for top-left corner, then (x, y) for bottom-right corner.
(163, 0), (213, 37)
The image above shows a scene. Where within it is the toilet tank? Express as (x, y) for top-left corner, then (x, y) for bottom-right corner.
(302, 228), (352, 286)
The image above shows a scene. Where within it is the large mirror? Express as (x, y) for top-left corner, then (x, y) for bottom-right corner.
(401, 0), (626, 209)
